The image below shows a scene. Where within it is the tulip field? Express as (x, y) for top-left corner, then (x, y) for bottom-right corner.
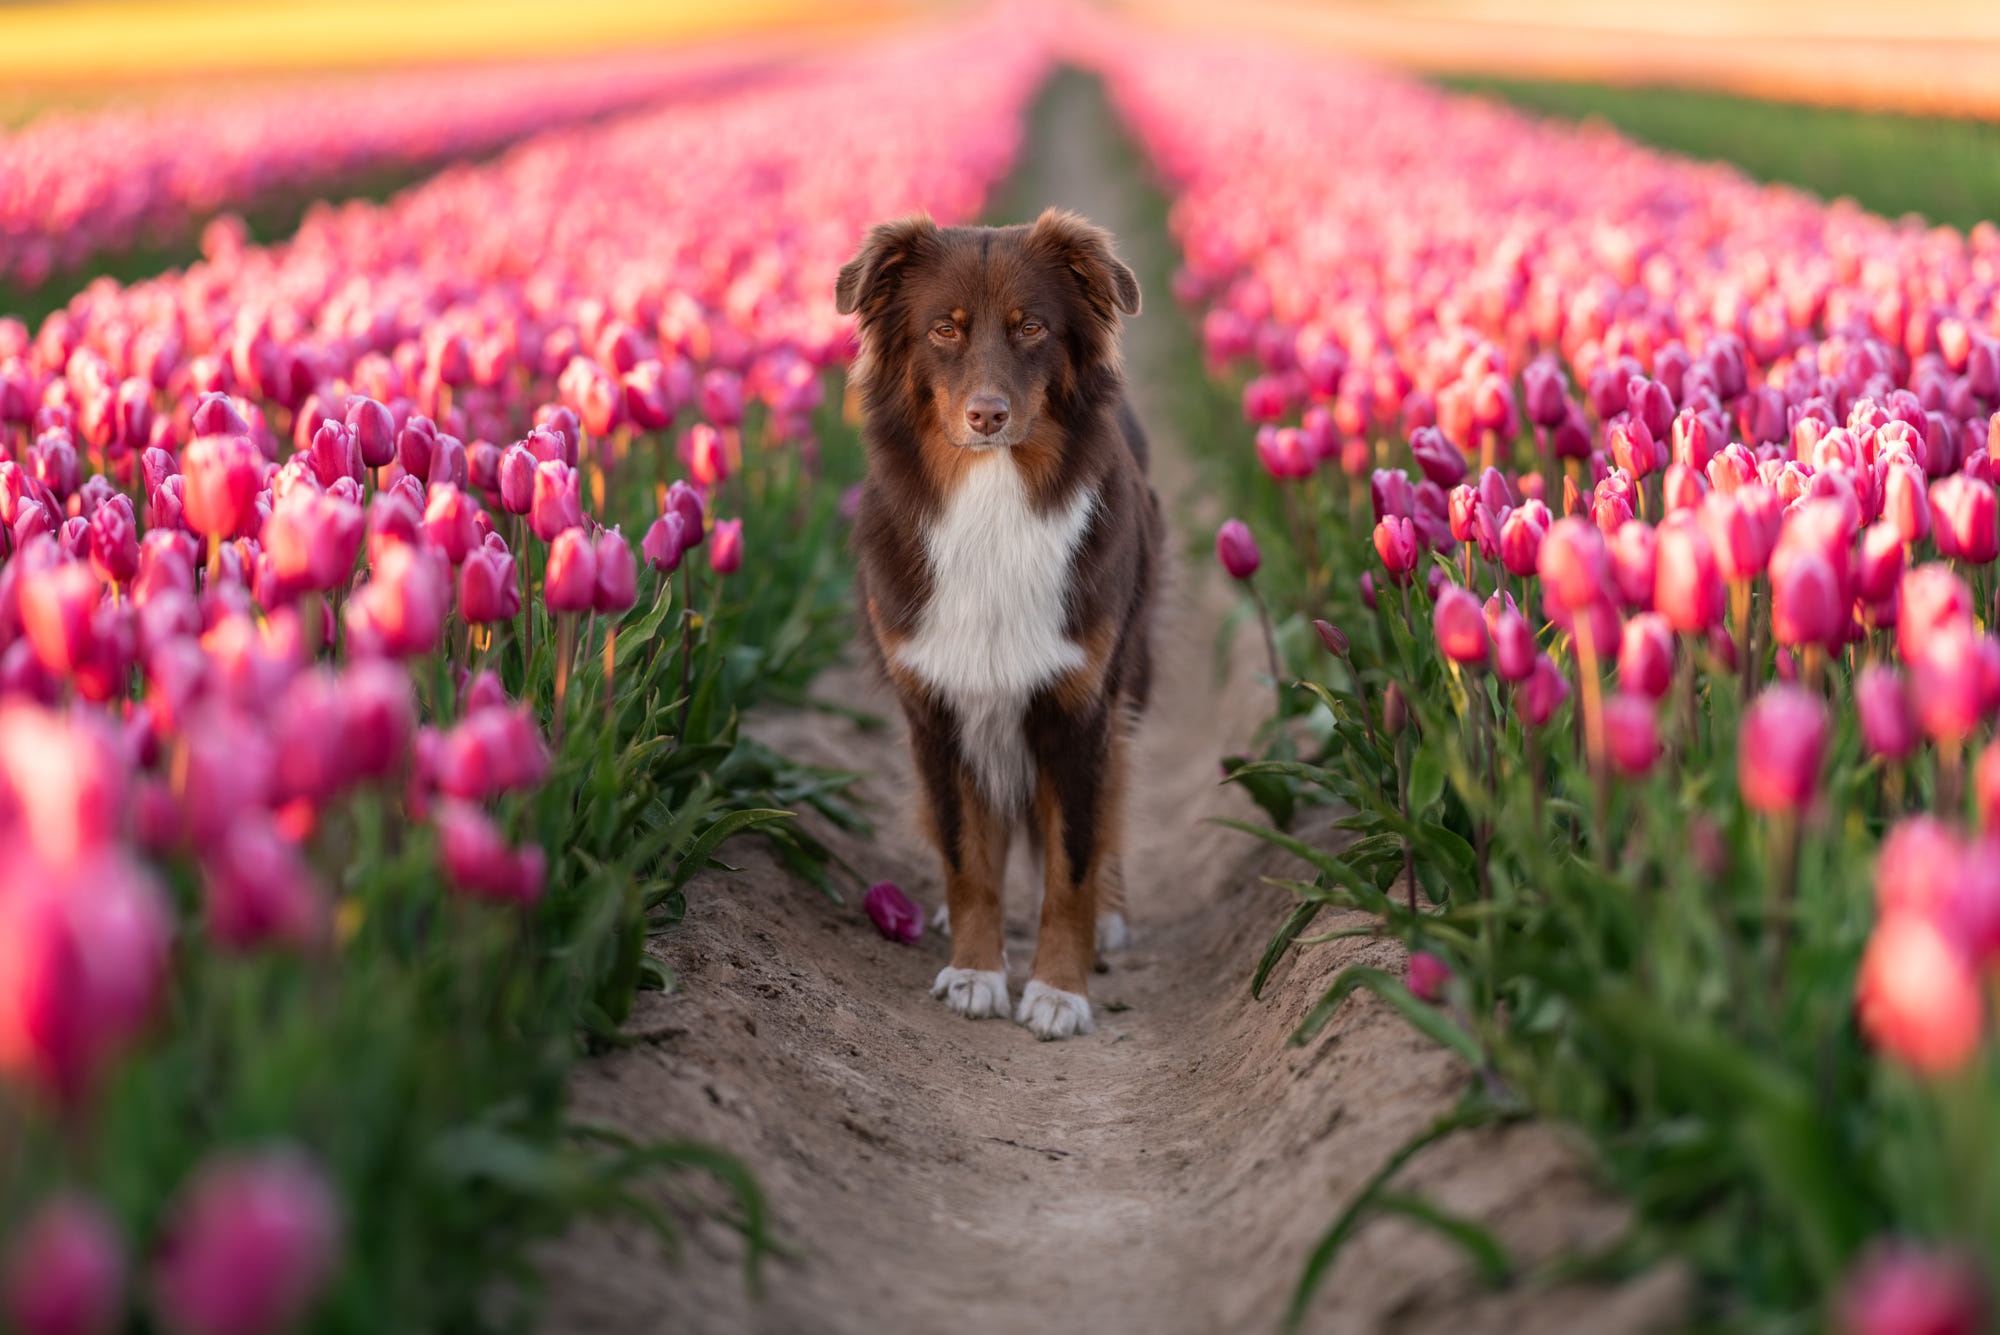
(4, 2), (1999, 1330)
(1100, 24), (2000, 1333)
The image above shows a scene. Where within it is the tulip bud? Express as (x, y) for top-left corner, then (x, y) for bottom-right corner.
(642, 512), (685, 574)
(864, 881), (925, 944)
(420, 484), (480, 566)
(345, 396), (395, 469)
(1405, 951), (1450, 1003)
(1409, 426), (1466, 488)
(1312, 619), (1349, 658)
(395, 415), (436, 480)
(1432, 586), (1488, 667)
(153, 1149), (341, 1335)
(1491, 607), (1535, 682)
(190, 393), (249, 438)
(2, 1193), (125, 1335)
(1370, 469), (1415, 522)
(1381, 683), (1407, 736)
(1216, 519), (1261, 580)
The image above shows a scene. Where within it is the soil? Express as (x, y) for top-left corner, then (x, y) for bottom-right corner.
(537, 74), (1688, 1335)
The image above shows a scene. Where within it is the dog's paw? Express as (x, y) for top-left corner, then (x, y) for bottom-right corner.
(1015, 980), (1095, 1040)
(932, 966), (1011, 1019)
(930, 903), (951, 935)
(1096, 912), (1133, 954)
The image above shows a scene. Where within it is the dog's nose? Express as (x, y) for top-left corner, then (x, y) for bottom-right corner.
(965, 395), (1010, 437)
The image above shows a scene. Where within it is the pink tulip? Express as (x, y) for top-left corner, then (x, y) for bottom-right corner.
(202, 817), (328, 952)
(1857, 912), (1984, 1076)
(1408, 426), (1465, 487)
(1856, 665), (1919, 761)
(528, 459), (583, 542)
(1255, 425), (1313, 480)
(1487, 606), (1534, 682)
(420, 483), (481, 565)
(153, 1149), (341, 1335)
(1601, 692), (1659, 775)
(1877, 817), (1966, 922)
(593, 529), (638, 614)
(458, 545), (520, 624)
(1372, 516), (1417, 577)
(261, 490), (362, 599)
(698, 368), (745, 427)
(1313, 619), (1350, 657)
(1882, 464), (1933, 544)
(1215, 519), (1260, 579)
(1537, 517), (1609, 611)
(1770, 553), (1845, 650)
(1616, 614), (1674, 700)
(709, 517), (744, 575)
(497, 444), (536, 515)
(1931, 474), (1998, 563)
(343, 544), (449, 659)
(1497, 499), (1549, 577)
(179, 435), (265, 541)
(1898, 565), (1974, 664)
(544, 529), (598, 613)
(345, 396), (395, 469)
(1856, 522), (1904, 602)
(2, 1193), (125, 1335)
(864, 881), (925, 944)
(1405, 951), (1450, 1003)
(426, 706), (550, 800)
(1519, 653), (1569, 727)
(1432, 585), (1488, 667)
(665, 479), (705, 547)
(435, 801), (546, 905)
(1738, 685), (1827, 814)
(1651, 518), (1721, 632)
(18, 562), (101, 679)
(679, 423), (732, 488)
(1911, 622), (1991, 745)
(1370, 468), (1414, 522)
(396, 415), (436, 479)
(1835, 1243), (1986, 1335)
(1698, 487), (1776, 582)
(642, 512), (686, 573)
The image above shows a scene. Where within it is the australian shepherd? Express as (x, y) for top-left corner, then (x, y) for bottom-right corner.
(837, 209), (1160, 1041)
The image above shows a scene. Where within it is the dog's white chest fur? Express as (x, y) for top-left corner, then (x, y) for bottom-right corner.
(893, 455), (1096, 808)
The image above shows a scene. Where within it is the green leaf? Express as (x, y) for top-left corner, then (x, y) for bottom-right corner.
(1253, 901), (1323, 999)
(1408, 739), (1447, 815)
(648, 808), (795, 909)
(1290, 966), (1482, 1066)
(1372, 1193), (1511, 1285)
(1285, 1108), (1503, 1332)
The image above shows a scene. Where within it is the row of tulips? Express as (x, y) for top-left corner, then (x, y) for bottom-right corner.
(1091, 23), (2000, 1335)
(0, 46), (769, 291)
(0, 16), (1050, 1334)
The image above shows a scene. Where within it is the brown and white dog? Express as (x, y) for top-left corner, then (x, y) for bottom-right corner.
(837, 209), (1160, 1040)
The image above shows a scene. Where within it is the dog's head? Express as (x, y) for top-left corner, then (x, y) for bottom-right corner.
(835, 209), (1140, 451)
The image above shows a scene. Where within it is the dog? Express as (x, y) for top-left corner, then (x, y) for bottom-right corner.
(837, 208), (1160, 1041)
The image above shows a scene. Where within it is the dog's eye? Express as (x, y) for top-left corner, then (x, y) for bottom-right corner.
(1018, 320), (1043, 337)
(933, 322), (959, 340)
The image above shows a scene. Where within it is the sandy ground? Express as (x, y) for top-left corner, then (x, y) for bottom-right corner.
(537, 75), (1687, 1335)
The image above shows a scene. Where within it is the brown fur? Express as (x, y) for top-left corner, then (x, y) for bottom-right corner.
(838, 209), (1160, 1026)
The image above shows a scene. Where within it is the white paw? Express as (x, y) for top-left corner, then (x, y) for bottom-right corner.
(1015, 980), (1095, 1040)
(931, 902), (951, 935)
(1096, 912), (1133, 953)
(932, 967), (1011, 1019)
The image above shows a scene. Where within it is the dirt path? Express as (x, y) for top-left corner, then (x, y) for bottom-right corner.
(538, 75), (1685, 1335)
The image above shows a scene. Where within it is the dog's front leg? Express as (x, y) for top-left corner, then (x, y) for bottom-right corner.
(1017, 696), (1122, 1039)
(909, 703), (1013, 1019)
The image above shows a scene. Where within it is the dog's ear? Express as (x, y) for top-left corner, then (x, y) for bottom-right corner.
(835, 215), (939, 317)
(1027, 208), (1141, 320)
